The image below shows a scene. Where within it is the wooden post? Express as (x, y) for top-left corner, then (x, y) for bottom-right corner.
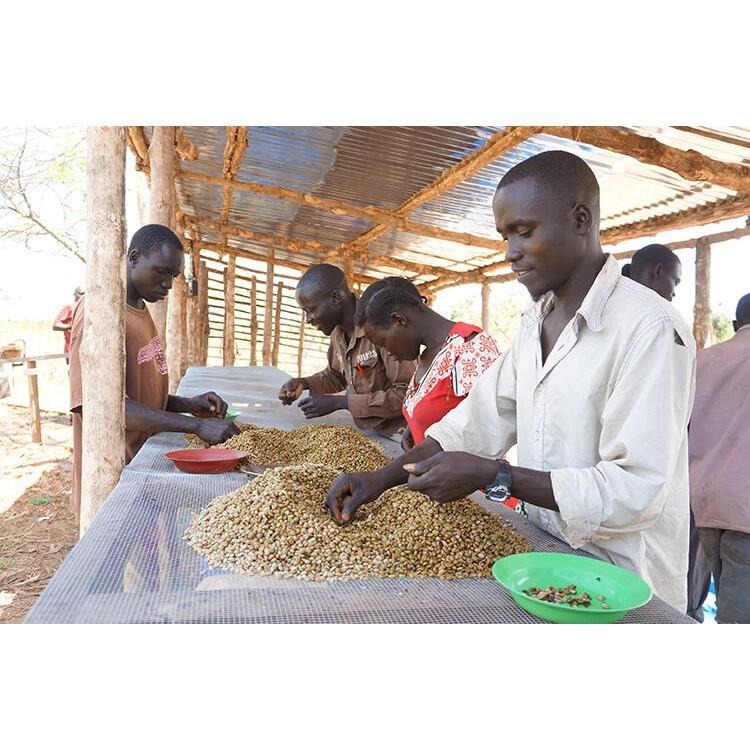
(27, 359), (41, 443)
(147, 126), (176, 344)
(343, 255), (355, 288)
(198, 260), (209, 365)
(80, 126), (126, 537)
(223, 256), (236, 366)
(481, 282), (491, 331)
(272, 281), (283, 366)
(250, 274), (258, 366)
(262, 252), (274, 366)
(297, 314), (305, 378)
(186, 252), (201, 367)
(180, 278), (189, 377)
(693, 237), (712, 349)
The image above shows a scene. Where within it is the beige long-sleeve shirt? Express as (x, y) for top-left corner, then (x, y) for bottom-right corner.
(305, 323), (415, 436)
(426, 255), (696, 611)
(689, 324), (750, 534)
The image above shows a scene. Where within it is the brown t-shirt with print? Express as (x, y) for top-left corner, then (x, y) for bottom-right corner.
(69, 300), (169, 517)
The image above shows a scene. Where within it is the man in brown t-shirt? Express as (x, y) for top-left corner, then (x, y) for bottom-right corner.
(279, 263), (415, 437)
(69, 224), (239, 520)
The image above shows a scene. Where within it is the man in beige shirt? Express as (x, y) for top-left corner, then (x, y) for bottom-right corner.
(326, 151), (696, 611)
(279, 264), (415, 438)
(689, 294), (750, 623)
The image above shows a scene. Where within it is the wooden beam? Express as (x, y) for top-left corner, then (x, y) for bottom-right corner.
(27, 359), (41, 443)
(81, 126), (126, 536)
(297, 313), (305, 378)
(198, 260), (209, 364)
(272, 281), (283, 367)
(147, 126), (175, 344)
(126, 126), (150, 174)
(600, 193), (750, 247)
(341, 126), (541, 252)
(263, 251), (274, 366)
(542, 126), (750, 193)
(190, 216), (456, 280)
(693, 237), (712, 349)
(481, 283), (491, 331)
(194, 238), (381, 287)
(250, 275), (258, 366)
(422, 195), (750, 294)
(223, 255), (236, 366)
(175, 127), (199, 161)
(179, 168), (504, 253)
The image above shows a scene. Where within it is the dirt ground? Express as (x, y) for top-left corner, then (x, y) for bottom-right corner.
(0, 403), (78, 624)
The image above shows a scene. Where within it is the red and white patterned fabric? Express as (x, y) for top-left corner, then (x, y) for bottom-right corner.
(403, 322), (501, 445)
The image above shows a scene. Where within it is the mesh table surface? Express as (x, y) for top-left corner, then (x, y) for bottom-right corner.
(26, 366), (693, 624)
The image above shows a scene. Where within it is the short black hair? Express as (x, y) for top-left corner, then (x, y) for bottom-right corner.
(128, 224), (183, 256)
(496, 149), (600, 215)
(355, 276), (426, 329)
(630, 243), (680, 276)
(621, 263), (632, 278)
(297, 263), (348, 295)
(736, 293), (750, 328)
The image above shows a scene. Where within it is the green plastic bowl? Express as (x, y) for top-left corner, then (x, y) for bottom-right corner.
(492, 552), (652, 624)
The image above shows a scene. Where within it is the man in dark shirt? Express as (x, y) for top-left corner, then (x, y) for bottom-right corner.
(279, 264), (415, 438)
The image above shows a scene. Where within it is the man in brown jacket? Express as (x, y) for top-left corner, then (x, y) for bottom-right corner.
(279, 264), (415, 438)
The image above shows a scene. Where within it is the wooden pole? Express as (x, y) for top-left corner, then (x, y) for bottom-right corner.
(80, 126), (126, 537)
(167, 275), (186, 391)
(147, 126), (175, 343)
(180, 277), (189, 377)
(262, 252), (274, 366)
(223, 255), (236, 366)
(297, 314), (305, 378)
(198, 260), (209, 364)
(250, 275), (258, 366)
(481, 282), (491, 331)
(272, 281), (283, 367)
(27, 359), (41, 443)
(186, 251), (201, 367)
(693, 237), (712, 349)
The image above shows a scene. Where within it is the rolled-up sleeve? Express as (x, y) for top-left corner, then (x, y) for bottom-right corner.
(305, 341), (348, 394)
(347, 349), (414, 420)
(426, 345), (518, 457)
(550, 319), (695, 547)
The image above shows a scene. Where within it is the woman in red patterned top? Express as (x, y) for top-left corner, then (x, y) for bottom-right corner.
(356, 277), (502, 452)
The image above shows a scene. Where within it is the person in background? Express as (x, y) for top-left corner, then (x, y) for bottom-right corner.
(53, 286), (85, 362)
(622, 242), (710, 622)
(688, 293), (750, 623)
(621, 243), (682, 302)
(355, 276), (501, 452)
(326, 150), (696, 612)
(69, 224), (239, 521)
(278, 263), (415, 440)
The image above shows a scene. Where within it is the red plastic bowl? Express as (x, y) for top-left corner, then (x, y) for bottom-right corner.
(164, 448), (249, 474)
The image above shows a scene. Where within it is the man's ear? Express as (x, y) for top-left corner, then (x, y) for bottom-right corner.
(330, 289), (342, 305)
(390, 311), (409, 327)
(572, 202), (593, 235)
(128, 249), (140, 266)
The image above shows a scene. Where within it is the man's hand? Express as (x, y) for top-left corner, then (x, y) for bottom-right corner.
(298, 394), (348, 419)
(404, 452), (500, 502)
(400, 425), (415, 453)
(187, 391), (229, 418)
(279, 378), (307, 405)
(195, 418), (240, 444)
(325, 471), (387, 525)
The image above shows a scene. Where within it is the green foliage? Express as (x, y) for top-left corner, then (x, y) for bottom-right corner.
(712, 312), (734, 344)
(28, 496), (53, 506)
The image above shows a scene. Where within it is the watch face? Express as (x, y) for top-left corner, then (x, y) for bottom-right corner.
(486, 484), (511, 503)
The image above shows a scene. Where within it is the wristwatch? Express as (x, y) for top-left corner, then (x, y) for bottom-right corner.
(485, 460), (513, 502)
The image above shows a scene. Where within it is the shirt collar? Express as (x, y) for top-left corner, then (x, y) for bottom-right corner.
(522, 253), (619, 334)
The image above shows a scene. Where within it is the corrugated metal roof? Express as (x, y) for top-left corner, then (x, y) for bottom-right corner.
(167, 125), (750, 363)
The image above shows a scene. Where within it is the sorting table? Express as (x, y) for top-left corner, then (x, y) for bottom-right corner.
(26, 366), (694, 624)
